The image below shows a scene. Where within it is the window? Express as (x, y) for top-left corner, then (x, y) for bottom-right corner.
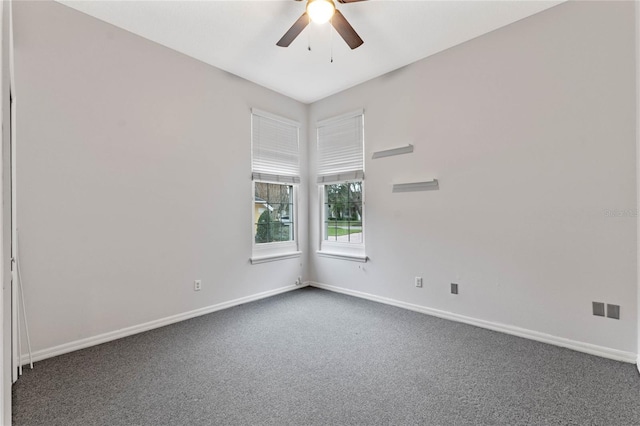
(324, 182), (362, 243)
(255, 182), (294, 244)
(317, 110), (366, 262)
(251, 109), (301, 264)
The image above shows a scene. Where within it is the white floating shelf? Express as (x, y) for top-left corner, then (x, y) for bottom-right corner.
(372, 144), (413, 159)
(392, 179), (439, 193)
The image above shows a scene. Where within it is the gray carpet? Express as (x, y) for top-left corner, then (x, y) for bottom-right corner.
(12, 287), (640, 425)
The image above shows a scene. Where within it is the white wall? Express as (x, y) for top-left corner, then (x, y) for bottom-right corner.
(9, 0), (638, 364)
(12, 0), (309, 355)
(636, 0), (640, 366)
(309, 1), (637, 354)
(1, 0), (11, 422)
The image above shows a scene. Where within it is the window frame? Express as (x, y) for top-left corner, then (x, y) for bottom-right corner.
(318, 179), (366, 262)
(251, 179), (300, 263)
(250, 109), (302, 264)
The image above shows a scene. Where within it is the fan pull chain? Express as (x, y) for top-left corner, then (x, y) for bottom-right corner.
(308, 15), (312, 51)
(330, 16), (334, 63)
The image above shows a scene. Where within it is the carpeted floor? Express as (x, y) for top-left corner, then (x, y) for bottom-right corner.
(12, 287), (640, 425)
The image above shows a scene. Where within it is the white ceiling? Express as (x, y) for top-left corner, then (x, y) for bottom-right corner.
(56, 0), (564, 104)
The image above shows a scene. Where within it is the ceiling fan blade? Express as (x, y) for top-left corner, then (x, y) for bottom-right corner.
(337, 0), (367, 3)
(331, 10), (364, 49)
(277, 12), (309, 47)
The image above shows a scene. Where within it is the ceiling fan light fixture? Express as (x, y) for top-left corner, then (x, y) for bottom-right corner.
(307, 0), (335, 25)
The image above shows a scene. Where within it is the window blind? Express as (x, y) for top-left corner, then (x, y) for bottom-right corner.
(317, 110), (364, 183)
(252, 109), (300, 184)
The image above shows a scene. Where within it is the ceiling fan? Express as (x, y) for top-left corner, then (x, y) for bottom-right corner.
(277, 0), (366, 50)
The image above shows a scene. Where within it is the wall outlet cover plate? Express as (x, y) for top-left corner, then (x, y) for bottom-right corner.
(592, 302), (605, 317)
(606, 304), (620, 320)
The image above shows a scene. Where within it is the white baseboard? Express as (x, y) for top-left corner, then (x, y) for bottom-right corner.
(21, 281), (634, 366)
(310, 282), (637, 364)
(20, 283), (308, 364)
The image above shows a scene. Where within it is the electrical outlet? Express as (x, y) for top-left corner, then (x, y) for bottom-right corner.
(194, 280), (202, 291)
(415, 277), (423, 288)
(451, 283), (458, 294)
(296, 276), (303, 285)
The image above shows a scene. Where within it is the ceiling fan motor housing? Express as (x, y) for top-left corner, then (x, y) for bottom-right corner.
(277, 0), (365, 49)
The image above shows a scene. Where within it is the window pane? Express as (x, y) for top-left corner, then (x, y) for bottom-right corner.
(324, 182), (362, 243)
(255, 182), (294, 244)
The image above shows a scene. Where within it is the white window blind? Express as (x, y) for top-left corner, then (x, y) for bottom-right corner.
(252, 109), (300, 184)
(317, 110), (364, 183)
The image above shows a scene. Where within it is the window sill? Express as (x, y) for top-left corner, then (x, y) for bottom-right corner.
(250, 251), (302, 265)
(317, 251), (368, 263)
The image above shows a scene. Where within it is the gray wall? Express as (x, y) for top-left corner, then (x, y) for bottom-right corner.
(309, 1), (637, 354)
(13, 0), (308, 354)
